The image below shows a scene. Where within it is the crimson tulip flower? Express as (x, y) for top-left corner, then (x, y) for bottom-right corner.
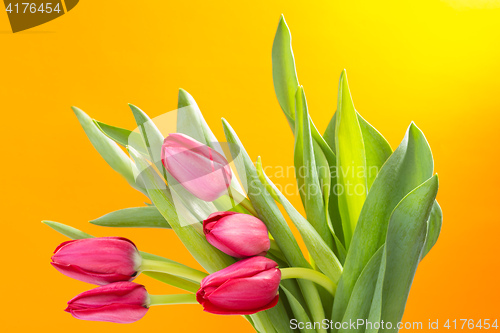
(196, 257), (280, 315)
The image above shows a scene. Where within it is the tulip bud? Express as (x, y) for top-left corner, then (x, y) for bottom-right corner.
(203, 212), (270, 258)
(161, 133), (232, 201)
(196, 257), (280, 315)
(51, 237), (142, 285)
(65, 282), (149, 324)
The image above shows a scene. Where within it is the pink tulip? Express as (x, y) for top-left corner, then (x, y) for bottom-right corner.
(65, 282), (149, 324)
(161, 133), (232, 201)
(203, 212), (270, 258)
(51, 237), (142, 285)
(196, 257), (281, 315)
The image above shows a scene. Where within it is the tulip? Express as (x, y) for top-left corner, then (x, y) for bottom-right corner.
(203, 212), (270, 258)
(161, 133), (232, 201)
(65, 282), (149, 324)
(51, 237), (142, 285)
(196, 257), (280, 315)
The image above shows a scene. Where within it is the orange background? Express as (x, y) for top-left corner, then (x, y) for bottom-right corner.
(1, 0), (499, 332)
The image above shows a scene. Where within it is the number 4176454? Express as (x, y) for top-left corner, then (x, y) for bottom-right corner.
(444, 319), (498, 330)
(5, 3), (61, 14)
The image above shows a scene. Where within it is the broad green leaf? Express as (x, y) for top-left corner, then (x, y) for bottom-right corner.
(335, 71), (368, 248)
(421, 200), (442, 259)
(43, 220), (94, 239)
(72, 107), (147, 196)
(365, 251), (386, 333)
(281, 286), (315, 333)
(358, 114), (393, 188)
(266, 300), (295, 333)
(128, 146), (235, 273)
(129, 104), (166, 175)
(222, 120), (306, 267)
(94, 120), (148, 155)
(324, 108), (393, 248)
(271, 16), (344, 249)
(340, 246), (384, 333)
(90, 206), (170, 229)
(270, 14), (338, 182)
(272, 15), (299, 128)
(252, 312), (278, 333)
(257, 157), (342, 284)
(324, 112), (392, 190)
(177, 88), (215, 145)
(377, 175), (439, 332)
(332, 122), (434, 327)
(294, 86), (334, 249)
(314, 140), (346, 260)
(42, 221), (200, 293)
(222, 119), (327, 333)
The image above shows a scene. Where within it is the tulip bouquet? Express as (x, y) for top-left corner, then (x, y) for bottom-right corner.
(44, 16), (442, 333)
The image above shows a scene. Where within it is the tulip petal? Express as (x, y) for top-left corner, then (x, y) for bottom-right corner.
(65, 282), (149, 323)
(68, 304), (148, 324)
(200, 295), (279, 316)
(206, 215), (270, 258)
(51, 262), (135, 286)
(207, 270), (280, 310)
(200, 257), (278, 288)
(161, 133), (232, 201)
(67, 282), (148, 308)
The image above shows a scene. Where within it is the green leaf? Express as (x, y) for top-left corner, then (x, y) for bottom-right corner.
(71, 107), (147, 196)
(281, 286), (315, 333)
(43, 220), (94, 239)
(90, 206), (170, 229)
(324, 112), (392, 190)
(128, 104), (166, 173)
(127, 146), (235, 273)
(222, 120), (307, 268)
(94, 120), (148, 155)
(42, 221), (200, 293)
(324, 109), (393, 248)
(222, 119), (327, 333)
(177, 88), (216, 145)
(271, 16), (345, 250)
(266, 300), (295, 333)
(332, 122), (434, 327)
(257, 157), (342, 285)
(421, 200), (442, 259)
(294, 86), (334, 249)
(377, 175), (439, 332)
(357, 114), (393, 189)
(272, 15), (299, 129)
(339, 246), (384, 333)
(365, 250), (386, 333)
(334, 70), (368, 248)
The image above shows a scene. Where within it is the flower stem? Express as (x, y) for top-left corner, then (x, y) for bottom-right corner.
(148, 294), (197, 306)
(141, 259), (208, 283)
(269, 239), (287, 263)
(280, 267), (337, 296)
(229, 190), (259, 217)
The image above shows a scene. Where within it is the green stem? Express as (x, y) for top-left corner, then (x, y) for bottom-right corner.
(141, 259), (208, 283)
(230, 190), (259, 217)
(281, 267), (337, 296)
(269, 239), (287, 263)
(148, 294), (197, 306)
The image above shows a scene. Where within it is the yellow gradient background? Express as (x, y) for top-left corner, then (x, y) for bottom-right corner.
(1, 0), (499, 331)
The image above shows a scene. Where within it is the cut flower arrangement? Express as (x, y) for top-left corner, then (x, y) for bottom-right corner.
(45, 16), (442, 333)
